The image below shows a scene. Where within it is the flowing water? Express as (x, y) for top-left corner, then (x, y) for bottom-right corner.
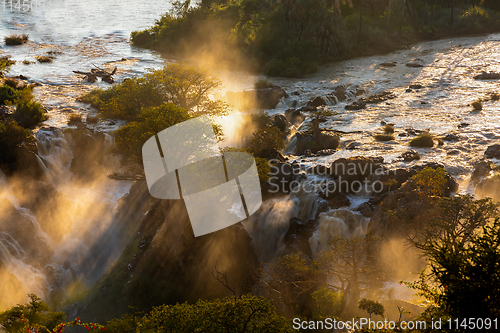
(2, 0), (500, 309)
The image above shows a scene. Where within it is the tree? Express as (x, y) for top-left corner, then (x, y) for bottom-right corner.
(316, 233), (383, 316)
(358, 298), (384, 319)
(0, 121), (34, 173)
(406, 196), (500, 321)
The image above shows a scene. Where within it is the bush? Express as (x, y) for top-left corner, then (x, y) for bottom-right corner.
(247, 126), (286, 158)
(410, 132), (434, 147)
(0, 84), (20, 104)
(383, 124), (394, 134)
(35, 55), (54, 63)
(0, 121), (33, 172)
(113, 103), (192, 162)
(472, 100), (483, 110)
(4, 34), (28, 46)
(79, 63), (227, 120)
(13, 100), (46, 127)
(68, 113), (83, 123)
(374, 133), (394, 141)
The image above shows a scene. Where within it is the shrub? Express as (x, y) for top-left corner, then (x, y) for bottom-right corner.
(374, 133), (394, 141)
(3, 78), (20, 89)
(13, 100), (46, 127)
(35, 55), (54, 63)
(0, 84), (20, 104)
(113, 103), (192, 162)
(247, 126), (286, 159)
(0, 121), (33, 172)
(4, 34), (28, 45)
(411, 166), (447, 201)
(410, 132), (434, 147)
(86, 115), (99, 124)
(472, 100), (483, 110)
(68, 113), (83, 123)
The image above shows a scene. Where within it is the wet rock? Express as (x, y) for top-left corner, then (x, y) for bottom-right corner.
(471, 160), (493, 185)
(345, 100), (366, 110)
(307, 164), (330, 175)
(360, 91), (396, 104)
(318, 132), (340, 150)
(406, 62), (424, 68)
(284, 218), (315, 257)
(444, 133), (460, 141)
(380, 62), (397, 67)
(405, 88), (413, 93)
(317, 149), (336, 156)
(356, 202), (375, 217)
(400, 150), (420, 162)
(330, 156), (385, 190)
(272, 114), (290, 133)
(485, 144), (500, 159)
(284, 108), (304, 124)
(330, 85), (347, 102)
(308, 96), (327, 107)
(409, 84), (422, 89)
(223, 86), (287, 110)
(474, 72), (500, 80)
(322, 192), (351, 209)
(458, 122), (470, 128)
(298, 105), (317, 112)
(446, 149), (460, 155)
(346, 141), (361, 150)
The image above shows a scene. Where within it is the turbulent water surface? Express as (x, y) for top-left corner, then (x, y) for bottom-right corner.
(1, 0), (500, 310)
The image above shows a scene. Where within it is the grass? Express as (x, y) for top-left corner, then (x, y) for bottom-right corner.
(254, 78), (274, 89)
(35, 56), (54, 63)
(68, 113), (83, 123)
(4, 34), (28, 46)
(374, 133), (395, 141)
(383, 124), (394, 134)
(410, 132), (434, 147)
(472, 100), (483, 111)
(86, 115), (99, 124)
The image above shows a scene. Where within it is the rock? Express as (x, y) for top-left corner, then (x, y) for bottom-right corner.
(471, 160), (492, 185)
(446, 149), (460, 155)
(485, 144), (500, 159)
(298, 105), (317, 112)
(284, 109), (304, 124)
(307, 96), (327, 107)
(318, 131), (340, 150)
(360, 91), (396, 104)
(474, 72), (500, 80)
(406, 62), (424, 67)
(444, 133), (460, 141)
(400, 150), (420, 162)
(409, 84), (422, 89)
(345, 100), (366, 110)
(272, 114), (290, 133)
(346, 141), (361, 150)
(458, 122), (469, 128)
(380, 62), (397, 67)
(330, 86), (347, 102)
(223, 86), (287, 110)
(356, 202), (375, 217)
(405, 88), (413, 93)
(322, 192), (351, 209)
(284, 218), (315, 257)
(317, 149), (336, 156)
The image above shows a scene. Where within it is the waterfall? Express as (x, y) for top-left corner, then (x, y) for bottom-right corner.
(36, 128), (73, 185)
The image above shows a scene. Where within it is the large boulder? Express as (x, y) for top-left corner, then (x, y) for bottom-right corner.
(484, 144), (500, 159)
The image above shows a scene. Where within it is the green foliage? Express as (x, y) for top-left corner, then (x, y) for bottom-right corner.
(247, 126), (286, 158)
(358, 298), (384, 319)
(13, 100), (46, 128)
(79, 63), (227, 120)
(0, 84), (21, 104)
(136, 295), (294, 333)
(403, 196), (500, 327)
(68, 113), (82, 123)
(411, 166), (447, 201)
(0, 57), (15, 75)
(0, 121), (34, 172)
(410, 132), (434, 147)
(311, 286), (341, 319)
(113, 103), (192, 162)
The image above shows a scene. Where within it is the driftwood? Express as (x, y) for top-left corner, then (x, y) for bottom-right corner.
(74, 67), (117, 83)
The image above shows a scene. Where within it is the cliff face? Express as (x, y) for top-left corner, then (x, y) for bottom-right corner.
(71, 181), (259, 322)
